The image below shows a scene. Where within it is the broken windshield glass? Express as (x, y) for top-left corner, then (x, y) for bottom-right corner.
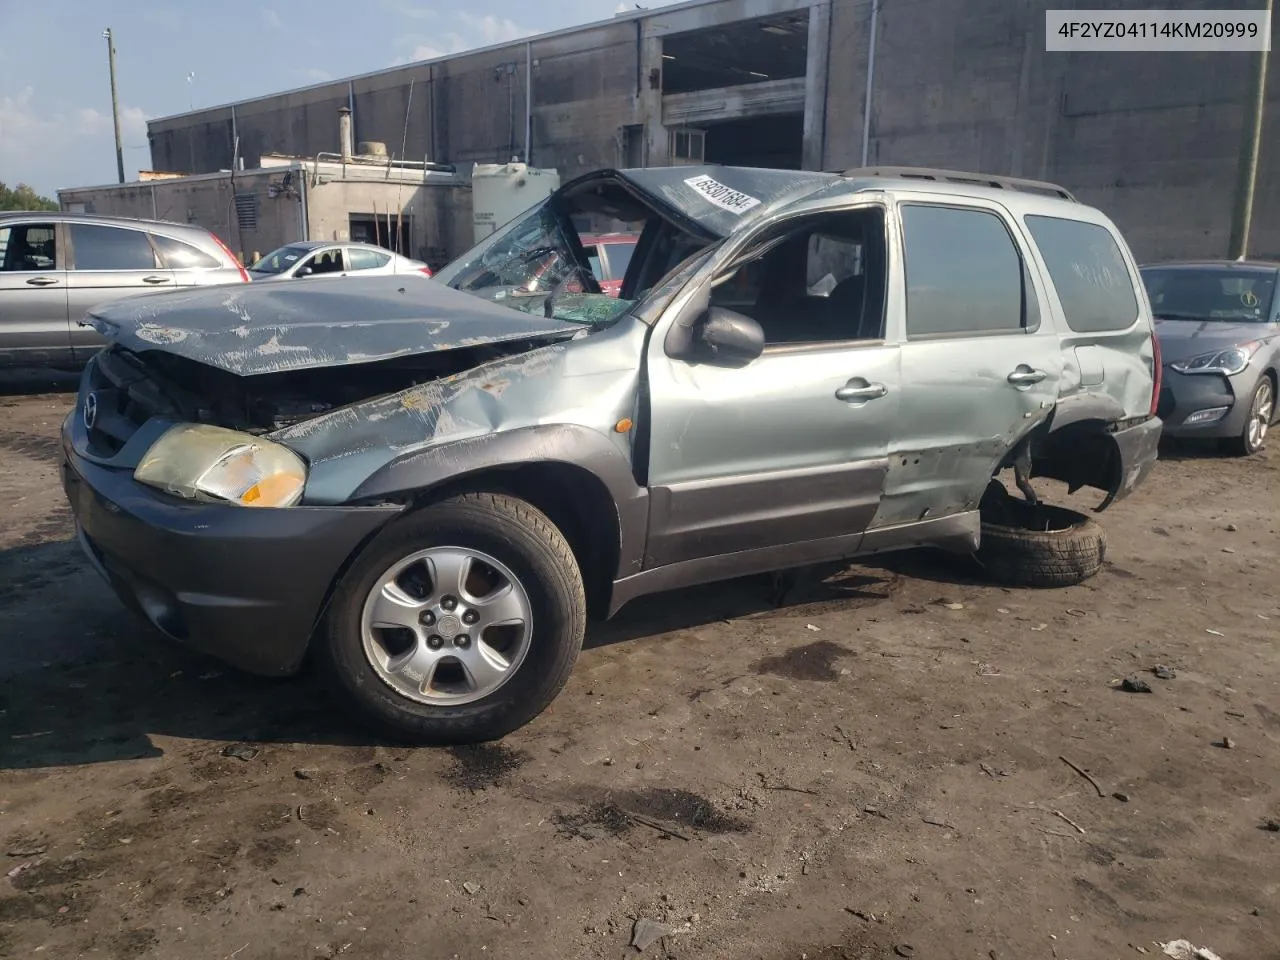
(434, 199), (601, 308)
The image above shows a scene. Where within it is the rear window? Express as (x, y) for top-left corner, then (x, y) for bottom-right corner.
(348, 247), (392, 271)
(1025, 215), (1138, 332)
(151, 233), (221, 269)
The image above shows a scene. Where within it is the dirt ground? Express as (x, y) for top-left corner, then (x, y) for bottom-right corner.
(1, 369), (1277, 960)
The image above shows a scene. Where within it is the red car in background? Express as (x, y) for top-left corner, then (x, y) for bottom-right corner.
(581, 233), (638, 297)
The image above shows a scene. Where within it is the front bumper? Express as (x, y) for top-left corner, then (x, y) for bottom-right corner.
(61, 413), (402, 676)
(1157, 370), (1253, 439)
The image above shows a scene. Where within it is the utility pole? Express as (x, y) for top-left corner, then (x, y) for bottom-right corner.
(860, 0), (880, 167)
(1228, 0), (1272, 259)
(103, 28), (125, 184)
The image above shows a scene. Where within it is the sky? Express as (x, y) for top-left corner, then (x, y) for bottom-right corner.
(0, 0), (676, 198)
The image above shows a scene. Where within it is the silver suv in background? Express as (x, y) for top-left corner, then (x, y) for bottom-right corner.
(0, 212), (248, 368)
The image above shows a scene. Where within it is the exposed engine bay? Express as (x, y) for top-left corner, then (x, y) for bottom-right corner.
(89, 337), (560, 442)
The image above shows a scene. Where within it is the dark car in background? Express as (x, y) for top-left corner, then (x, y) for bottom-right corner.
(0, 212), (248, 368)
(1142, 259), (1279, 455)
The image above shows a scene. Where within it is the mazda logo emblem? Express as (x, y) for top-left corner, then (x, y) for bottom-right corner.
(83, 392), (98, 430)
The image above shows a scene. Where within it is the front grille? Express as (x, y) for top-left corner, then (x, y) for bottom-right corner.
(1156, 387), (1176, 420)
(82, 348), (176, 457)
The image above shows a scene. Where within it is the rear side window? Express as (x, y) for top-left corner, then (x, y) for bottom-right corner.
(347, 247), (391, 271)
(70, 224), (157, 270)
(1025, 215), (1138, 332)
(151, 233), (221, 269)
(901, 205), (1025, 337)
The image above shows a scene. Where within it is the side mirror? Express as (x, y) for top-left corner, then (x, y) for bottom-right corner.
(297, 266), (313, 277)
(693, 307), (765, 367)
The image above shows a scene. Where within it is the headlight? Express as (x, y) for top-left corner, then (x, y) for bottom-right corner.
(1169, 341), (1260, 376)
(134, 424), (307, 507)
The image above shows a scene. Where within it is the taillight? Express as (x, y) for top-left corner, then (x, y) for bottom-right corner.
(419, 266), (433, 277)
(210, 232), (251, 282)
(1149, 328), (1163, 417)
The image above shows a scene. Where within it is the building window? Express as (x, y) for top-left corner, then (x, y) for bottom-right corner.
(669, 128), (705, 163)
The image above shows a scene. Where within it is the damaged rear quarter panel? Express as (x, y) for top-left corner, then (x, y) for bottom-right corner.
(272, 317), (649, 508)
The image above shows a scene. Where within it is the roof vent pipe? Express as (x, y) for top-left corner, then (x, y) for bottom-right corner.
(338, 106), (353, 162)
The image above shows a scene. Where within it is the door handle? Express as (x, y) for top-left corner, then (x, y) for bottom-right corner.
(142, 275), (171, 284)
(1007, 367), (1047, 385)
(835, 380), (888, 403)
(25, 276), (58, 286)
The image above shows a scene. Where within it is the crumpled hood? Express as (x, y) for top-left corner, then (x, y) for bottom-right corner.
(1153, 318), (1279, 364)
(84, 273), (582, 376)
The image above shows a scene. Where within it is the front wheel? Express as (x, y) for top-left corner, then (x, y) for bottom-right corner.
(317, 492), (586, 744)
(1222, 376), (1273, 457)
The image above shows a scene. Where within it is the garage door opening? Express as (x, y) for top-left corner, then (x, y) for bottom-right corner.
(349, 214), (412, 256)
(703, 114), (805, 170)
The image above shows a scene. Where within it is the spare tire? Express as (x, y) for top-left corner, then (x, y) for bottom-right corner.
(976, 487), (1107, 588)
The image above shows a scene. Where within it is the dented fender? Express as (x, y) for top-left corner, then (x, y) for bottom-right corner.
(352, 423), (650, 579)
(271, 317), (648, 529)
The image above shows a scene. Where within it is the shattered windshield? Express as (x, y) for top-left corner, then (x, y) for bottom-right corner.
(433, 199), (635, 327)
(1142, 267), (1280, 323)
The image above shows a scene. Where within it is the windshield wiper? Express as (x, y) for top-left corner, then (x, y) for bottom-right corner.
(1157, 312), (1265, 323)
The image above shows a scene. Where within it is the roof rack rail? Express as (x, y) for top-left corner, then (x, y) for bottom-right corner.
(841, 166), (1076, 202)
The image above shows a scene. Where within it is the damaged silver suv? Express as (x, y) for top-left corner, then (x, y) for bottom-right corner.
(61, 165), (1163, 743)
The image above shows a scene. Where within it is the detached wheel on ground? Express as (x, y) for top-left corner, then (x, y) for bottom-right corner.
(976, 482), (1107, 588)
(317, 491), (586, 744)
(1222, 375), (1273, 457)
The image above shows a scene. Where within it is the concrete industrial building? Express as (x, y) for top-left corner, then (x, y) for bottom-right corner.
(59, 155), (470, 269)
(110, 0), (1278, 263)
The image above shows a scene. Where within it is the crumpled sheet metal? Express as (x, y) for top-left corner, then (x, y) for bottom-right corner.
(275, 319), (647, 505)
(611, 165), (836, 239)
(85, 273), (581, 377)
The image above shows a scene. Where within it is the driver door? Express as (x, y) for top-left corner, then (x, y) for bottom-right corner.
(642, 204), (900, 571)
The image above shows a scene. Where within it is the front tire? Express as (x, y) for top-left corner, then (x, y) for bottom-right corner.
(317, 492), (586, 744)
(1222, 375), (1273, 457)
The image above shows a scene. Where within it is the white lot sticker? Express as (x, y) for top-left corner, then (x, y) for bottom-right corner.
(684, 175), (762, 215)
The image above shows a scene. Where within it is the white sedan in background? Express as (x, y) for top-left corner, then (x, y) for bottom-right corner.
(248, 241), (432, 280)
